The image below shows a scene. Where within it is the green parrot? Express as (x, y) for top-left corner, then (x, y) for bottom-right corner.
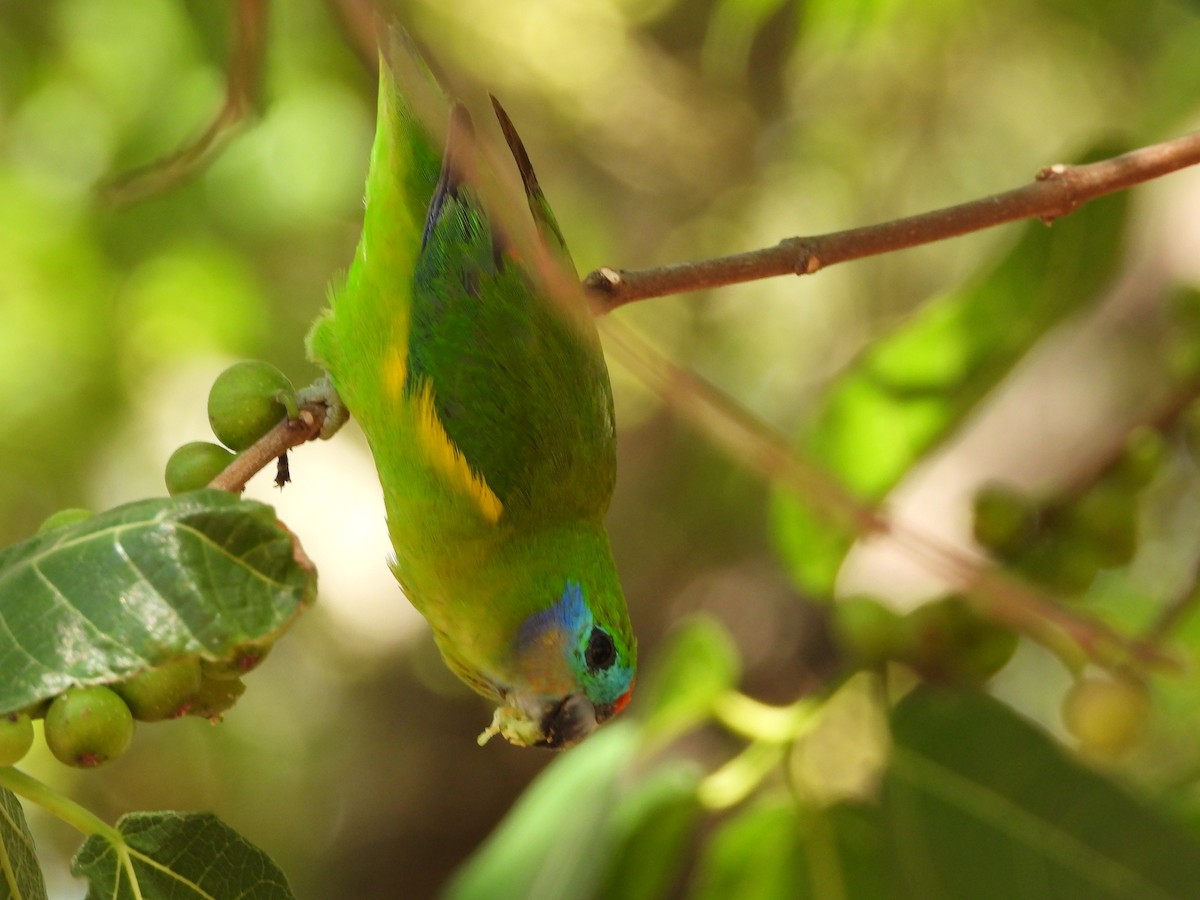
(305, 41), (635, 749)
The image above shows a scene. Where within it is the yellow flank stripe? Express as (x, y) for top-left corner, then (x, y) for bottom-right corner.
(414, 380), (504, 524)
(383, 345), (407, 400)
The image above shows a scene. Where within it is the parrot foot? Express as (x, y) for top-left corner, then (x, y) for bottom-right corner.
(296, 376), (350, 439)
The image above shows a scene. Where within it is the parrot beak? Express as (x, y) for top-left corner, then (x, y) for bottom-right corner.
(477, 684), (634, 749)
(533, 693), (601, 750)
(533, 679), (635, 749)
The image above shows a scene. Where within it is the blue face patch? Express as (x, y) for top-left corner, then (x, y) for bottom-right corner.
(515, 582), (633, 709)
(516, 581), (590, 650)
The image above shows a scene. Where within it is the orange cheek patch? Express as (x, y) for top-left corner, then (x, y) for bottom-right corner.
(518, 628), (573, 697)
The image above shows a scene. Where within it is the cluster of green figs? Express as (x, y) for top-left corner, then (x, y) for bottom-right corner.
(969, 426), (1166, 596)
(829, 416), (1188, 756)
(0, 649), (265, 770)
(0, 362), (294, 770)
(164, 360), (297, 494)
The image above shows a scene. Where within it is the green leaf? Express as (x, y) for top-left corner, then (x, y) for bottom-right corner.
(71, 811), (295, 899)
(702, 0), (792, 80)
(690, 797), (806, 900)
(881, 688), (1200, 900)
(692, 794), (893, 900)
(595, 765), (703, 900)
(688, 691), (1200, 900)
(638, 616), (741, 746)
(0, 490), (315, 715)
(0, 789), (48, 900)
(451, 726), (703, 900)
(773, 186), (1129, 595)
(444, 724), (639, 900)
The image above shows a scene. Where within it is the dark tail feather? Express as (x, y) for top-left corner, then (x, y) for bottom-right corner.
(421, 103), (474, 251)
(490, 95), (570, 255)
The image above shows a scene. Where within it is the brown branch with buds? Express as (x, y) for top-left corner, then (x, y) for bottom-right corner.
(208, 403), (328, 494)
(584, 131), (1200, 311)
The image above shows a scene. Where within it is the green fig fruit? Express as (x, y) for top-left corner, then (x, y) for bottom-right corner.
(0, 712), (34, 767)
(207, 361), (294, 451)
(113, 658), (203, 721)
(164, 441), (236, 495)
(44, 686), (135, 768)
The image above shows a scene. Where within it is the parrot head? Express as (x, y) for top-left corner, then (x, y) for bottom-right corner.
(464, 579), (635, 750)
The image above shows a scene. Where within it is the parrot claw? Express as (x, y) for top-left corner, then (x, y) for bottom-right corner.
(297, 376), (350, 439)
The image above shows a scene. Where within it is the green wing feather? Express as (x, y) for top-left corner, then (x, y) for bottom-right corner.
(305, 34), (440, 431)
(406, 103), (616, 524)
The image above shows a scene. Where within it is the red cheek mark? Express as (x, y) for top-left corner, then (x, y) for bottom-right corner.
(612, 682), (634, 716)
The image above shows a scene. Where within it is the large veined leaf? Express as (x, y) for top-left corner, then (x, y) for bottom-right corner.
(773, 182), (1129, 595)
(448, 724), (704, 900)
(0, 789), (47, 900)
(71, 812), (295, 899)
(686, 691), (1200, 899)
(877, 689), (1200, 900)
(593, 764), (703, 900)
(0, 490), (315, 715)
(690, 798), (807, 900)
(690, 794), (889, 900)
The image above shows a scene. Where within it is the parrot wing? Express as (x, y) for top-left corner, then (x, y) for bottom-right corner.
(403, 103), (616, 525)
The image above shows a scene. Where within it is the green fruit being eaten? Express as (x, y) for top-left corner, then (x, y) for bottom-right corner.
(164, 441), (237, 495)
(44, 686), (135, 768)
(0, 712), (34, 766)
(207, 360), (295, 451)
(113, 658), (203, 721)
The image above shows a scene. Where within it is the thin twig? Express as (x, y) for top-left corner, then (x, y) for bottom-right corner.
(208, 403), (327, 494)
(325, 0), (385, 74)
(1145, 560), (1200, 642)
(96, 0), (268, 207)
(584, 132), (1200, 311)
(1055, 376), (1200, 499)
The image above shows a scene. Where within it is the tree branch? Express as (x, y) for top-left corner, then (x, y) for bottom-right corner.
(584, 131), (1200, 311)
(97, 0), (268, 207)
(325, 0), (386, 75)
(208, 402), (328, 494)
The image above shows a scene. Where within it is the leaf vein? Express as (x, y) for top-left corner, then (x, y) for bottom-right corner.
(891, 746), (1176, 900)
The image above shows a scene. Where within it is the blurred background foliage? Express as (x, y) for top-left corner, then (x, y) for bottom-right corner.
(4, 0), (1200, 897)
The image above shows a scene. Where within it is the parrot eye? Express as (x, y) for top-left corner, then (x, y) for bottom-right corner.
(585, 627), (617, 672)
